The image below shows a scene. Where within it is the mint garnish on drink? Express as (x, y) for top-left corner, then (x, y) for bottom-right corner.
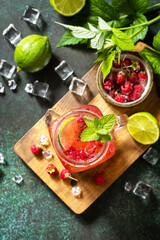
(80, 114), (116, 142)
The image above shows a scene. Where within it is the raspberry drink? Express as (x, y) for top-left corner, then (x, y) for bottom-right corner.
(48, 105), (116, 172)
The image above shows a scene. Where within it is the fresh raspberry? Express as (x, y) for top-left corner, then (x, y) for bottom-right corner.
(125, 95), (132, 102)
(121, 82), (132, 94)
(30, 144), (42, 155)
(138, 71), (148, 82)
(114, 94), (125, 103)
(60, 169), (72, 180)
(106, 72), (116, 82)
(132, 61), (143, 72)
(46, 164), (57, 175)
(133, 83), (144, 93)
(109, 89), (116, 98)
(130, 91), (141, 101)
(103, 80), (112, 91)
(127, 72), (138, 83)
(95, 174), (106, 185)
(113, 59), (122, 68)
(123, 58), (131, 67)
(115, 71), (126, 84)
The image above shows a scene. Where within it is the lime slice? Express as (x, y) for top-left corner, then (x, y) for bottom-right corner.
(127, 112), (159, 145)
(50, 0), (86, 17)
(58, 117), (80, 149)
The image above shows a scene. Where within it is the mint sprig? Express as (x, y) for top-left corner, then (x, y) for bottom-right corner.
(80, 114), (116, 142)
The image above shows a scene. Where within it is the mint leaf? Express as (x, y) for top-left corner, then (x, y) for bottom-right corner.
(111, 0), (149, 14)
(153, 31), (160, 52)
(99, 133), (112, 142)
(89, 0), (120, 22)
(100, 114), (116, 131)
(101, 50), (116, 81)
(56, 30), (88, 48)
(129, 0), (150, 13)
(139, 47), (160, 74)
(90, 33), (105, 50)
(125, 14), (148, 43)
(94, 49), (112, 63)
(80, 128), (99, 142)
(112, 28), (136, 51)
(55, 21), (96, 39)
(98, 17), (111, 30)
(84, 117), (94, 128)
(96, 129), (109, 135)
(88, 23), (98, 31)
(111, 0), (133, 14)
(94, 117), (100, 129)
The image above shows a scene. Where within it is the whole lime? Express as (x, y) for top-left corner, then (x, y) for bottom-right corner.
(14, 35), (52, 72)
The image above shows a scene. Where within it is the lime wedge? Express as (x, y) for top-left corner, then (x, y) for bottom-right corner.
(58, 117), (80, 149)
(50, 0), (86, 16)
(127, 112), (159, 145)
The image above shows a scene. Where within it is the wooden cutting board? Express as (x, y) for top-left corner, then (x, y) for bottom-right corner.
(14, 42), (160, 214)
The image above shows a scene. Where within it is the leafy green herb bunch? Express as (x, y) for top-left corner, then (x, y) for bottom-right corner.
(55, 0), (160, 81)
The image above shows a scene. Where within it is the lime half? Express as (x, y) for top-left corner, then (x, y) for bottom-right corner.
(50, 0), (86, 16)
(127, 112), (159, 145)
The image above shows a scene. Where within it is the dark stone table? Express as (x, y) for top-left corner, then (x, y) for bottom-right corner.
(1, 1), (160, 239)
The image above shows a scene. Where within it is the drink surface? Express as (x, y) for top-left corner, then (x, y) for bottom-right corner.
(58, 115), (104, 161)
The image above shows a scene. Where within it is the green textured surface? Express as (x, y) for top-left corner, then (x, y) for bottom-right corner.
(0, 1), (160, 240)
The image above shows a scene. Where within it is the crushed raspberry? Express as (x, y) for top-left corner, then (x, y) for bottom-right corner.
(103, 80), (112, 91)
(127, 72), (138, 83)
(121, 82), (132, 94)
(113, 59), (122, 68)
(125, 95), (131, 102)
(138, 71), (148, 82)
(116, 71), (126, 84)
(130, 91), (141, 101)
(114, 94), (125, 103)
(133, 83), (144, 93)
(109, 89), (116, 98)
(95, 174), (106, 185)
(30, 144), (42, 155)
(123, 58), (131, 67)
(77, 115), (87, 130)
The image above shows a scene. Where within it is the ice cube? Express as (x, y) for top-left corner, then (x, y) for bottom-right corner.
(0, 60), (16, 79)
(143, 147), (160, 165)
(32, 80), (49, 98)
(72, 186), (82, 198)
(69, 77), (87, 96)
(2, 24), (22, 47)
(8, 79), (17, 90)
(0, 153), (5, 164)
(0, 83), (5, 94)
(42, 151), (52, 159)
(12, 175), (23, 184)
(23, 5), (41, 25)
(54, 60), (74, 81)
(124, 182), (132, 192)
(25, 83), (34, 93)
(133, 181), (152, 199)
(40, 135), (49, 146)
